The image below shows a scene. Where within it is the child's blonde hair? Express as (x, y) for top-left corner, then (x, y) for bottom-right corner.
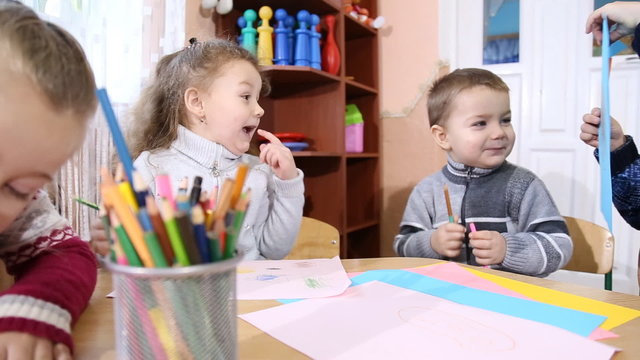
(0, 0), (97, 120)
(427, 68), (509, 127)
(129, 38), (270, 159)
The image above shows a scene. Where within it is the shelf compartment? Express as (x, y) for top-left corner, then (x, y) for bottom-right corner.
(346, 157), (379, 228)
(259, 81), (344, 152)
(345, 79), (378, 98)
(296, 156), (345, 232)
(346, 224), (380, 258)
(345, 95), (379, 152)
(344, 36), (378, 89)
(344, 14), (377, 40)
(346, 219), (379, 233)
(262, 66), (341, 98)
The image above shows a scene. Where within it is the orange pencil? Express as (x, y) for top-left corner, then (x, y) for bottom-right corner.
(230, 163), (248, 208)
(101, 168), (154, 267)
(212, 178), (234, 225)
(443, 184), (454, 223)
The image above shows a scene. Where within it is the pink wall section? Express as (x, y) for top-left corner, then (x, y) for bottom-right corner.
(378, 0), (446, 256)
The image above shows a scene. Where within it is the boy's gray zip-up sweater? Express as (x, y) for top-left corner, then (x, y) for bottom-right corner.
(394, 157), (572, 277)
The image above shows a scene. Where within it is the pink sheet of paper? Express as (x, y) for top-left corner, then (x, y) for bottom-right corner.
(403, 262), (618, 340)
(240, 281), (618, 360)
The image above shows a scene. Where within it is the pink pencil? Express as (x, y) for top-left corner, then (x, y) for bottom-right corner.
(155, 174), (176, 209)
(469, 222), (477, 232)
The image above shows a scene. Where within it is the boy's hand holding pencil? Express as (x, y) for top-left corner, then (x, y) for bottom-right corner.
(431, 222), (466, 258)
(468, 229), (507, 266)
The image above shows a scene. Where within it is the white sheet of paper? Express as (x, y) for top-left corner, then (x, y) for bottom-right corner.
(236, 256), (351, 300)
(239, 281), (617, 360)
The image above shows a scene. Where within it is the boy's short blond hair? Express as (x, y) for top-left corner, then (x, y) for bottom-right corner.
(0, 0), (97, 120)
(427, 68), (509, 127)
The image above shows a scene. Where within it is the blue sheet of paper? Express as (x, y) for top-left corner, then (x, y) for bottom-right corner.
(600, 16), (613, 232)
(350, 269), (606, 337)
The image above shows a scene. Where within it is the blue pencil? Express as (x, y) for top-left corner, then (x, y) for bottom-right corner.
(97, 88), (135, 183)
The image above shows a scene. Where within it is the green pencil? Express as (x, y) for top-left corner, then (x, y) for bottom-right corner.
(110, 212), (142, 266)
(159, 199), (190, 266)
(75, 197), (99, 210)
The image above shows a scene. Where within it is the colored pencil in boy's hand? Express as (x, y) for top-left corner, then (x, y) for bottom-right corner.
(443, 184), (454, 223)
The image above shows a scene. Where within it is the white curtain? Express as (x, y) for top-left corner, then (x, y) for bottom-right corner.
(22, 0), (185, 240)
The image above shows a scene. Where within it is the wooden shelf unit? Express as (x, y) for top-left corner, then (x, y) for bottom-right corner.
(215, 0), (380, 258)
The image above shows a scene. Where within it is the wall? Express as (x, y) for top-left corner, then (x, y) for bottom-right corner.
(185, 0), (216, 40)
(378, 0), (445, 256)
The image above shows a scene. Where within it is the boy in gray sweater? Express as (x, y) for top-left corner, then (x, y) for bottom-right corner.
(393, 68), (572, 277)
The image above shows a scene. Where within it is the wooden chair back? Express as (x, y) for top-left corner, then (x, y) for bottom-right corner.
(563, 216), (614, 275)
(284, 217), (340, 259)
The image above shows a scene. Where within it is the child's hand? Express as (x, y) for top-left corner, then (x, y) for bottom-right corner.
(0, 332), (71, 359)
(580, 107), (625, 151)
(586, 1), (640, 44)
(89, 218), (110, 257)
(257, 129), (298, 180)
(469, 230), (507, 266)
(430, 222), (466, 258)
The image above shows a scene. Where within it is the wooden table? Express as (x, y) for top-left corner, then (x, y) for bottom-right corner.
(73, 258), (640, 359)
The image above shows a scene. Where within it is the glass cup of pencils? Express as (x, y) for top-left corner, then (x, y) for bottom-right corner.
(99, 163), (251, 359)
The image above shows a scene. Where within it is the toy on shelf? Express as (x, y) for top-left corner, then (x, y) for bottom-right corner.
(294, 10), (311, 67)
(258, 132), (310, 152)
(257, 6), (273, 65)
(201, 0), (233, 15)
(345, 104), (364, 153)
(344, 0), (385, 29)
(321, 14), (340, 75)
(233, 7), (334, 72)
(241, 9), (257, 55)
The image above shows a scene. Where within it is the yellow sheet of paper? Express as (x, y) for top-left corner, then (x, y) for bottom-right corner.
(464, 268), (640, 330)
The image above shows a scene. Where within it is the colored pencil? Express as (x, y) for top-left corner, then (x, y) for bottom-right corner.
(138, 208), (169, 267)
(74, 197), (99, 210)
(213, 179), (235, 223)
(115, 164), (139, 212)
(132, 171), (149, 208)
(146, 194), (175, 264)
(101, 168), (154, 267)
(191, 206), (211, 263)
(230, 163), (248, 208)
(156, 174), (176, 209)
(97, 88), (135, 183)
(159, 199), (190, 266)
(189, 176), (203, 206)
(99, 204), (116, 262)
(109, 212), (142, 267)
(443, 184), (454, 223)
(224, 190), (251, 259)
(175, 211), (202, 265)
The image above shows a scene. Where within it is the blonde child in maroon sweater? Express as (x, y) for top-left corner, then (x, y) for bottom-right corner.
(0, 1), (98, 358)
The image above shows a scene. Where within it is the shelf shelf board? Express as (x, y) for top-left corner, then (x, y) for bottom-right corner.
(231, 0), (340, 14)
(293, 151), (342, 157)
(261, 66), (341, 97)
(346, 152), (379, 159)
(345, 79), (378, 98)
(344, 14), (377, 40)
(346, 219), (379, 233)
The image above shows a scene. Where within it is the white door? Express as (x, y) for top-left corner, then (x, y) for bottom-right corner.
(440, 0), (640, 294)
